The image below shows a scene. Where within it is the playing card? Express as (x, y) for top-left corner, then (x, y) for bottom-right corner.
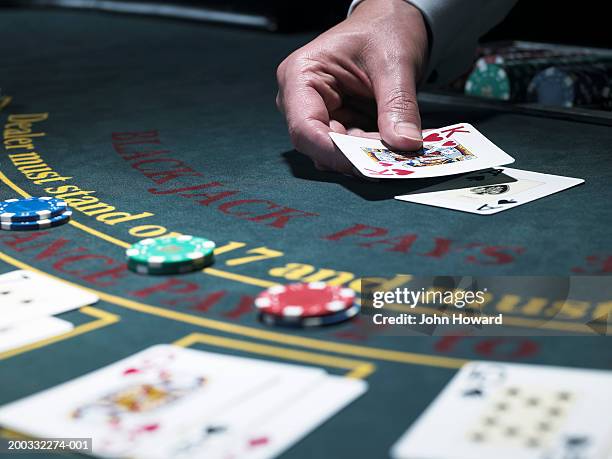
(143, 360), (328, 459)
(0, 316), (73, 353)
(397, 168), (518, 196)
(390, 362), (612, 459)
(330, 123), (514, 179)
(0, 270), (99, 327)
(218, 374), (368, 459)
(0, 345), (299, 458)
(395, 168), (584, 214)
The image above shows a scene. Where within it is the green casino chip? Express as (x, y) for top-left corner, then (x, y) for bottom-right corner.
(126, 235), (215, 273)
(127, 253), (214, 275)
(465, 54), (612, 104)
(465, 61), (511, 100)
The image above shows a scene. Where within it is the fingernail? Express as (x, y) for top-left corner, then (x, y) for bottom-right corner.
(394, 122), (422, 141)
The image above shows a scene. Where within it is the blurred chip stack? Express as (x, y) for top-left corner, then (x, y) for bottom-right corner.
(446, 42), (612, 110)
(527, 63), (612, 108)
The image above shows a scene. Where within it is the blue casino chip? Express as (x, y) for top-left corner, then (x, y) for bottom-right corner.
(528, 67), (575, 107)
(0, 210), (72, 231)
(0, 197), (69, 222)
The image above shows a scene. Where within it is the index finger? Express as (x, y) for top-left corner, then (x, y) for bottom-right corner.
(278, 74), (354, 174)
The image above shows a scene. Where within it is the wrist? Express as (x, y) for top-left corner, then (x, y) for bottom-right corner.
(351, 0), (422, 20)
(351, 0), (430, 80)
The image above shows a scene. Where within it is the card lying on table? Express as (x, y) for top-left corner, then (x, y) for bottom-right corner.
(391, 361), (612, 459)
(394, 168), (584, 214)
(147, 372), (367, 459)
(0, 316), (73, 353)
(0, 270), (99, 327)
(396, 167), (517, 196)
(329, 123), (514, 179)
(0, 345), (367, 459)
(141, 351), (328, 459)
(216, 374), (367, 459)
(0, 345), (291, 458)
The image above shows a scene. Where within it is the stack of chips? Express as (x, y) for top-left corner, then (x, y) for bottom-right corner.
(0, 197), (72, 231)
(527, 63), (612, 108)
(255, 282), (359, 328)
(125, 235), (216, 275)
(463, 46), (612, 107)
(465, 55), (605, 102)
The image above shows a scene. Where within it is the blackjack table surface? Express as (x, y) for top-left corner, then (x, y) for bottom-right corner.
(1, 8), (611, 459)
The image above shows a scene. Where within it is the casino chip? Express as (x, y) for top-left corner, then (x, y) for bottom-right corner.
(465, 54), (612, 103)
(528, 64), (612, 108)
(0, 210), (72, 231)
(465, 60), (512, 100)
(259, 303), (361, 328)
(126, 235), (215, 275)
(255, 282), (355, 323)
(527, 67), (575, 107)
(127, 257), (212, 275)
(0, 197), (68, 222)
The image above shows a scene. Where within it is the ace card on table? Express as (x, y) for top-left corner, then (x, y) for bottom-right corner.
(395, 168), (584, 214)
(329, 123), (515, 179)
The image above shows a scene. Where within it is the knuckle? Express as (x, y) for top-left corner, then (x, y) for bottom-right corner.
(296, 58), (320, 75)
(276, 53), (320, 87)
(383, 88), (418, 115)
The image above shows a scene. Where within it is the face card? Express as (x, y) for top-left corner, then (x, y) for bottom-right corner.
(329, 124), (515, 179)
(144, 361), (328, 459)
(0, 270), (99, 327)
(390, 362), (612, 459)
(394, 168), (584, 214)
(0, 345), (295, 458)
(0, 316), (73, 353)
(218, 375), (368, 459)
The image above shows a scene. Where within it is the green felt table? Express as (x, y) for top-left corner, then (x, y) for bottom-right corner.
(0, 8), (611, 459)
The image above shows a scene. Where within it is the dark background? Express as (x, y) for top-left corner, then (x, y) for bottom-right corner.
(2, 0), (611, 48)
(482, 1), (610, 48)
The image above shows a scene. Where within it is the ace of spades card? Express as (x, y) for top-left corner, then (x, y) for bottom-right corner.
(395, 168), (584, 214)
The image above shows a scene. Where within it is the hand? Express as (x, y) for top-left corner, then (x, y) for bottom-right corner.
(276, 0), (429, 174)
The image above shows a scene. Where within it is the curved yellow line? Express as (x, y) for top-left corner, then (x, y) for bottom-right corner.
(0, 250), (466, 370)
(0, 170), (279, 288)
(0, 306), (119, 360)
(173, 333), (376, 379)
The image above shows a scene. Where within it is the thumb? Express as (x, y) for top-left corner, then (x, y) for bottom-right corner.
(373, 70), (422, 151)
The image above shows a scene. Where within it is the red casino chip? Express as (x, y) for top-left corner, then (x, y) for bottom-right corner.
(254, 282), (356, 318)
